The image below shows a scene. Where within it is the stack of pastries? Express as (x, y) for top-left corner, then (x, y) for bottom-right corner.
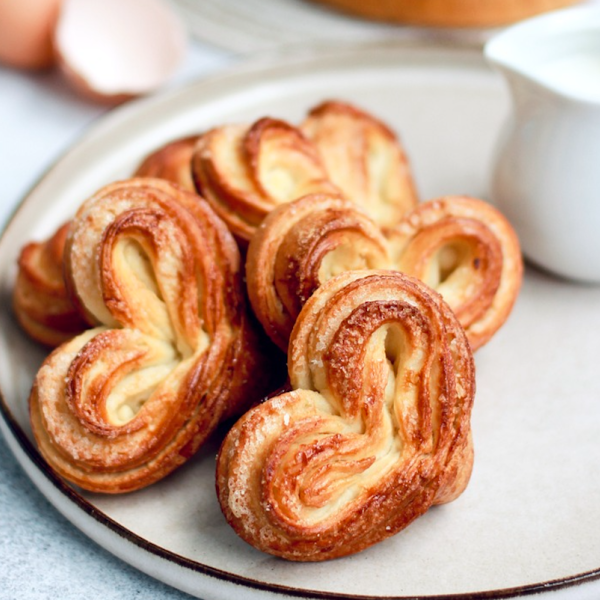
(13, 100), (523, 560)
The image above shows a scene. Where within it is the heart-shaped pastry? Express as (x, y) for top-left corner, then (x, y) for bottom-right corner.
(247, 193), (522, 351)
(29, 178), (277, 493)
(386, 195), (523, 349)
(217, 270), (475, 561)
(246, 193), (389, 350)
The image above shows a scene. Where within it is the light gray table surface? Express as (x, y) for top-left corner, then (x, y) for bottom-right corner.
(0, 39), (232, 600)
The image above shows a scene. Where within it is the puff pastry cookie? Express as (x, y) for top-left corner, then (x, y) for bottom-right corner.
(134, 135), (199, 192)
(14, 137), (201, 348)
(13, 223), (90, 346)
(29, 178), (277, 493)
(217, 270), (475, 561)
(247, 193), (522, 351)
(246, 193), (390, 350)
(302, 100), (418, 228)
(192, 117), (338, 244)
(386, 195), (523, 350)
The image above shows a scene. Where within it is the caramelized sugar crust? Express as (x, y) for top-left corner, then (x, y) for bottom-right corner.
(134, 135), (200, 192)
(217, 270), (475, 561)
(29, 178), (277, 493)
(247, 193), (522, 352)
(13, 223), (91, 346)
(302, 100), (419, 228)
(14, 135), (203, 348)
(387, 195), (523, 350)
(247, 193), (390, 350)
(192, 117), (338, 245)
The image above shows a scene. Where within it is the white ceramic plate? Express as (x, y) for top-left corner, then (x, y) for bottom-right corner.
(1, 43), (600, 600)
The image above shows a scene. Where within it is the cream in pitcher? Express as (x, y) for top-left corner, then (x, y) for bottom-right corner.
(485, 6), (600, 283)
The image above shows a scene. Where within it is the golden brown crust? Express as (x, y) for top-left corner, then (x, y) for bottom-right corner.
(13, 223), (91, 346)
(30, 177), (279, 493)
(302, 100), (418, 228)
(246, 193), (390, 351)
(386, 196), (523, 350)
(309, 0), (580, 27)
(217, 270), (475, 561)
(191, 117), (338, 245)
(134, 135), (199, 192)
(246, 193), (522, 352)
(14, 136), (199, 348)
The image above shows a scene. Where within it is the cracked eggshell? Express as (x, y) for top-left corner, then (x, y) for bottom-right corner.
(54, 0), (187, 104)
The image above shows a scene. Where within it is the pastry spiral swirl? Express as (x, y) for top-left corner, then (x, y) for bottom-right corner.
(13, 223), (90, 346)
(14, 137), (200, 348)
(302, 100), (418, 228)
(192, 117), (338, 244)
(247, 194), (521, 351)
(246, 193), (390, 350)
(217, 270), (475, 561)
(386, 196), (523, 350)
(134, 135), (199, 192)
(29, 178), (276, 493)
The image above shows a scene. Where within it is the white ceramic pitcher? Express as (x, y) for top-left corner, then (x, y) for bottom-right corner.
(485, 7), (600, 283)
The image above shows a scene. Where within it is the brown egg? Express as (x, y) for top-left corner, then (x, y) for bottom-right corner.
(0, 0), (62, 69)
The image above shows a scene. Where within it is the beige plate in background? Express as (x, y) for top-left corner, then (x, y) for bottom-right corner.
(1, 42), (600, 600)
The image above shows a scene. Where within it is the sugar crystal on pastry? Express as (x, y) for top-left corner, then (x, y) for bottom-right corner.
(247, 192), (522, 352)
(192, 117), (339, 245)
(29, 177), (279, 493)
(217, 270), (475, 561)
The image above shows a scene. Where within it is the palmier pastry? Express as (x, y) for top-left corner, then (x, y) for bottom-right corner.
(386, 195), (523, 350)
(13, 223), (90, 346)
(29, 178), (277, 493)
(14, 137), (200, 347)
(247, 193), (522, 351)
(134, 135), (199, 192)
(191, 117), (339, 244)
(246, 193), (390, 350)
(302, 100), (418, 228)
(217, 270), (475, 561)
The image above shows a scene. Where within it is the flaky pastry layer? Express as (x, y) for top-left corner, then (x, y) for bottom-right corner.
(192, 117), (338, 244)
(217, 270), (475, 561)
(387, 195), (523, 350)
(302, 100), (419, 228)
(14, 136), (204, 348)
(29, 177), (278, 493)
(13, 223), (91, 346)
(246, 193), (390, 350)
(247, 193), (522, 351)
(134, 135), (200, 193)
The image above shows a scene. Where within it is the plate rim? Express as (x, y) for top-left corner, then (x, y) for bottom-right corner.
(1, 39), (599, 600)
